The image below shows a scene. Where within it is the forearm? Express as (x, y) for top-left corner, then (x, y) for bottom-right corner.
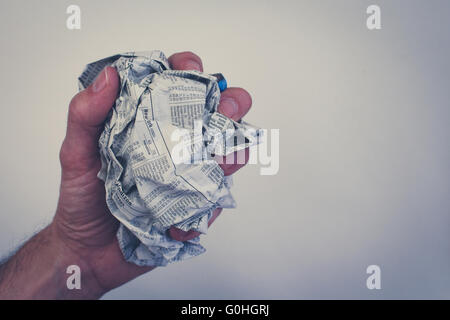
(0, 225), (103, 299)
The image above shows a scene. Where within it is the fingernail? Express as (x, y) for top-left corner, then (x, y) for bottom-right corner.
(93, 68), (108, 92)
(184, 60), (202, 71)
(219, 98), (238, 118)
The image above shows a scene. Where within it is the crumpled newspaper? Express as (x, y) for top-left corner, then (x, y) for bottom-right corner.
(78, 51), (260, 266)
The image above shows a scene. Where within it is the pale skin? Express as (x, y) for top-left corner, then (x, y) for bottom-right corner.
(0, 51), (252, 299)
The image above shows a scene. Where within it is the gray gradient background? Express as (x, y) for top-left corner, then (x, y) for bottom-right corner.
(0, 0), (449, 299)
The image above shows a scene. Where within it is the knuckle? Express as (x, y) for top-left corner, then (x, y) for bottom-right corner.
(59, 141), (96, 176)
(180, 51), (201, 62)
(235, 87), (253, 108)
(59, 140), (82, 171)
(68, 92), (85, 123)
(170, 51), (203, 70)
(243, 90), (252, 107)
(222, 87), (253, 110)
(59, 140), (73, 168)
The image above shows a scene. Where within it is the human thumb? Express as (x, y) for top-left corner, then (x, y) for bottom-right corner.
(60, 66), (119, 175)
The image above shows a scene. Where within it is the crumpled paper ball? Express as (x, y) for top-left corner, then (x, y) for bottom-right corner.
(78, 51), (259, 266)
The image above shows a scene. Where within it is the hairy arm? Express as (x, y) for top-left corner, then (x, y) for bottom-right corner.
(0, 226), (103, 299)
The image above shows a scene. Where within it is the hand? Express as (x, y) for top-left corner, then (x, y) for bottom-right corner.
(52, 51), (253, 296)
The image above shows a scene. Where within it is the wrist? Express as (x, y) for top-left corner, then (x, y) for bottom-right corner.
(48, 222), (108, 299)
(0, 224), (106, 299)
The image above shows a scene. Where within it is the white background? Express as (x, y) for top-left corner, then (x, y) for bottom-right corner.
(0, 0), (449, 299)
